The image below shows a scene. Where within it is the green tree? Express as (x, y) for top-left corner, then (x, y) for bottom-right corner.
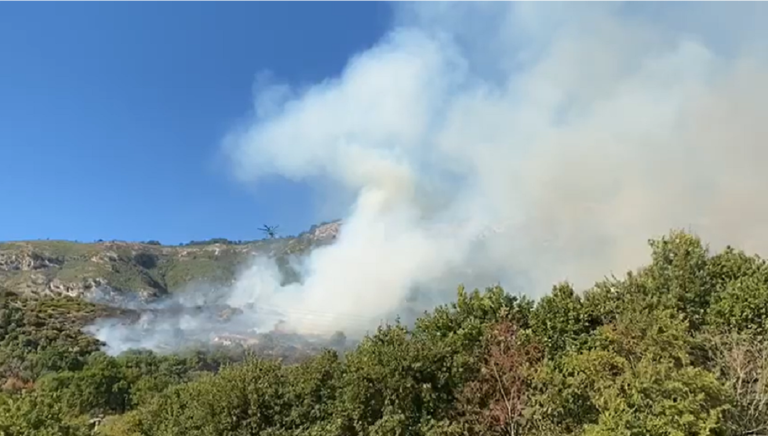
(36, 352), (130, 416)
(0, 390), (89, 436)
(530, 282), (592, 358)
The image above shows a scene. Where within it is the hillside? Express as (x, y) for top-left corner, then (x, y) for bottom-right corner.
(2, 230), (768, 436)
(0, 221), (341, 301)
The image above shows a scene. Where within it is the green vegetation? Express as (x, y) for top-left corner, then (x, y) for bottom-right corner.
(2, 230), (768, 435)
(0, 240), (244, 298)
(0, 227), (331, 299)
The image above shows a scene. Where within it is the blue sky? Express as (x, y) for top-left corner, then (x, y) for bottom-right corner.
(0, 2), (391, 244)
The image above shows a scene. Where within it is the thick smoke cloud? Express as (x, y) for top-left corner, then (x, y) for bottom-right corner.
(90, 3), (768, 351)
(221, 3), (768, 336)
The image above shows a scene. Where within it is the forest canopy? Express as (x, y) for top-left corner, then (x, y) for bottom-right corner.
(2, 230), (768, 436)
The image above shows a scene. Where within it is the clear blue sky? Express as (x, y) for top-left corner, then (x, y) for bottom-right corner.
(0, 2), (391, 244)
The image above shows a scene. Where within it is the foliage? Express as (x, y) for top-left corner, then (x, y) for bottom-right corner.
(0, 230), (326, 299)
(2, 230), (768, 435)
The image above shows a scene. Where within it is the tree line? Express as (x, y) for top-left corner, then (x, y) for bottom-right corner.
(2, 230), (768, 435)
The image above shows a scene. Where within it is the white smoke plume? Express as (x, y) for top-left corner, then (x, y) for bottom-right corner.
(217, 2), (768, 336)
(90, 2), (768, 351)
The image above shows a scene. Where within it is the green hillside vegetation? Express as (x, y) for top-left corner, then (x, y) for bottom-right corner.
(2, 230), (768, 435)
(0, 226), (334, 300)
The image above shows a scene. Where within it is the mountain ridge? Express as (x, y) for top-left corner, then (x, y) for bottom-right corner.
(0, 221), (342, 301)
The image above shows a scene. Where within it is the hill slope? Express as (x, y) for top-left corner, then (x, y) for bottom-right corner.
(0, 221), (341, 301)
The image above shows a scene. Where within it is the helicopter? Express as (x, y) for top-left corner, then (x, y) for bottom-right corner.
(258, 224), (280, 239)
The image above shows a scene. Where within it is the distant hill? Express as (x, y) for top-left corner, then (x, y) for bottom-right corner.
(0, 221), (341, 301)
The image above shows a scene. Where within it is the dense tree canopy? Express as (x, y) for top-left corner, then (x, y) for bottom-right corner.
(2, 230), (768, 435)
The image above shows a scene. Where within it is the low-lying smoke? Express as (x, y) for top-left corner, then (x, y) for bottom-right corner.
(90, 3), (768, 353)
(85, 255), (360, 355)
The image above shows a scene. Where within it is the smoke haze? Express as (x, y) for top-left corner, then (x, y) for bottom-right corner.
(91, 2), (768, 351)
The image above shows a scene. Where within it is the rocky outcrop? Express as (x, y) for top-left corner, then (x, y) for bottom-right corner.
(47, 277), (109, 298)
(90, 250), (119, 265)
(0, 250), (63, 271)
(47, 278), (107, 297)
(304, 221), (342, 242)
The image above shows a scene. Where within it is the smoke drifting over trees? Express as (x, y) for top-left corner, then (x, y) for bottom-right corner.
(222, 3), (768, 333)
(6, 4), (768, 435)
(87, 2), (768, 351)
